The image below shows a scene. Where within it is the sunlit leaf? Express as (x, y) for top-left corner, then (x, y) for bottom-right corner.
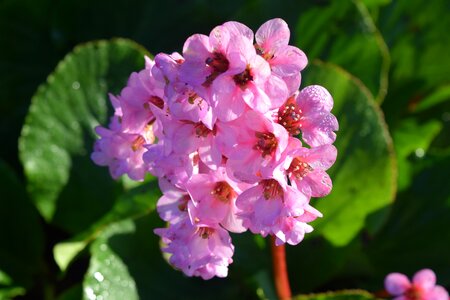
(19, 39), (148, 233)
(303, 61), (396, 245)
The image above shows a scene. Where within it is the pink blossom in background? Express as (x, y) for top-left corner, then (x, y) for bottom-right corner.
(92, 18), (338, 279)
(385, 268), (449, 300)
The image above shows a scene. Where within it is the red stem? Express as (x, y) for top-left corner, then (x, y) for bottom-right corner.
(270, 235), (292, 300)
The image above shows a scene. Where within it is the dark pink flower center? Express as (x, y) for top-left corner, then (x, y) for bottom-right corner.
(211, 181), (236, 203)
(206, 52), (229, 73)
(131, 135), (146, 151)
(143, 95), (164, 110)
(203, 52), (230, 87)
(177, 195), (190, 212)
(404, 286), (423, 300)
(194, 122), (216, 138)
(278, 96), (303, 135)
(255, 44), (274, 61)
(254, 132), (278, 157)
(261, 179), (284, 200)
(287, 157), (313, 180)
(233, 66), (253, 88)
(198, 227), (215, 239)
(187, 91), (200, 105)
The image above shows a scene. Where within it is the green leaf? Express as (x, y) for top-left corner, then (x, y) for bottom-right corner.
(82, 213), (253, 300)
(393, 118), (442, 191)
(54, 177), (160, 271)
(296, 1), (390, 103)
(0, 160), (44, 288)
(303, 61), (396, 246)
(295, 289), (378, 300)
(414, 85), (450, 113)
(19, 39), (148, 232)
(367, 153), (450, 286)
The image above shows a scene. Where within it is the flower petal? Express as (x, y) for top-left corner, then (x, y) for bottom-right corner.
(385, 273), (411, 296)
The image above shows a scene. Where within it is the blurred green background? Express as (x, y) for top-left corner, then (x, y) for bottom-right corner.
(1, 0), (449, 299)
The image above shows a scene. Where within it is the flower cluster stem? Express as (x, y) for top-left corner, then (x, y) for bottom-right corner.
(270, 235), (292, 300)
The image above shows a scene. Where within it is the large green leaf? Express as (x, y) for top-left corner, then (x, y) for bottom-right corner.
(392, 118), (442, 191)
(302, 61), (396, 246)
(295, 1), (390, 103)
(0, 160), (44, 289)
(54, 177), (160, 271)
(367, 153), (450, 286)
(82, 213), (256, 300)
(19, 39), (148, 232)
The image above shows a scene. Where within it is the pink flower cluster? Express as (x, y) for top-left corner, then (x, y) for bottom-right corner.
(92, 18), (338, 279)
(385, 269), (449, 300)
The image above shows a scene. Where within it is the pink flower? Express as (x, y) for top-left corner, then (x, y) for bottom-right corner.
(119, 58), (165, 133)
(156, 177), (190, 224)
(155, 218), (234, 280)
(272, 204), (322, 246)
(236, 177), (311, 240)
(226, 110), (289, 183)
(255, 18), (308, 96)
(277, 85), (338, 147)
(185, 167), (249, 233)
(91, 92), (155, 181)
(385, 269), (449, 300)
(155, 52), (217, 129)
(285, 144), (337, 197)
(92, 18), (337, 280)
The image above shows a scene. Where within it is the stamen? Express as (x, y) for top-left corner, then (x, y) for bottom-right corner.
(277, 96), (304, 135)
(131, 135), (146, 151)
(254, 132), (278, 157)
(198, 227), (214, 239)
(260, 179), (283, 200)
(211, 181), (236, 203)
(233, 66), (253, 88)
(287, 157), (313, 180)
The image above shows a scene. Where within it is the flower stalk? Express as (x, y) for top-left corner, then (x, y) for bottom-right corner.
(270, 235), (292, 300)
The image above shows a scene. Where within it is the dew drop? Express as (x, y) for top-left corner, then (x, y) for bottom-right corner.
(72, 81), (80, 90)
(84, 287), (96, 300)
(415, 148), (425, 158)
(94, 271), (104, 282)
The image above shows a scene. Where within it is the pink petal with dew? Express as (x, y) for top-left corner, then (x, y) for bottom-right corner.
(306, 144), (337, 170)
(209, 24), (231, 53)
(385, 273), (411, 296)
(301, 112), (338, 147)
(256, 18), (290, 51)
(304, 169), (333, 198)
(271, 45), (308, 76)
(223, 21), (254, 41)
(298, 85), (334, 113)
